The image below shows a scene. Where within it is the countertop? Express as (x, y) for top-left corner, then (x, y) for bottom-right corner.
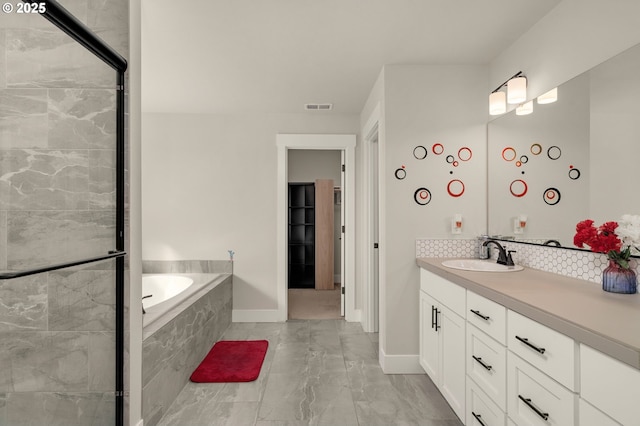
(416, 257), (640, 370)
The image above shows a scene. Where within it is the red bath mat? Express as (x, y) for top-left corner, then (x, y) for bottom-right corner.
(190, 340), (269, 383)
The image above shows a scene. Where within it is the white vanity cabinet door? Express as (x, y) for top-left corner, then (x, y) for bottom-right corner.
(507, 310), (577, 391)
(467, 377), (506, 426)
(467, 324), (507, 410)
(579, 398), (621, 426)
(439, 304), (466, 422)
(419, 290), (439, 379)
(507, 352), (576, 426)
(580, 344), (640, 426)
(467, 291), (507, 345)
(420, 268), (466, 317)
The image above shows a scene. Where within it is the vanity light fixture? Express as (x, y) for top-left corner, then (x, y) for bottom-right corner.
(537, 87), (558, 104)
(516, 100), (533, 116)
(489, 71), (526, 115)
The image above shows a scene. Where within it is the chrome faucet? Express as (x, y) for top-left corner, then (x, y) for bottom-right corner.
(482, 240), (516, 266)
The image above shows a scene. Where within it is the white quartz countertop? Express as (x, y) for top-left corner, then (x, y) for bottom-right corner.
(416, 257), (640, 370)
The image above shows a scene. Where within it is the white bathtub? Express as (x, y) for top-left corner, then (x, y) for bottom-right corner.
(142, 273), (226, 339)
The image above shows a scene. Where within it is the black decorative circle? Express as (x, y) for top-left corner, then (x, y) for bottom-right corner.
(446, 155), (455, 164)
(395, 168), (407, 180)
(547, 146), (562, 160)
(543, 187), (561, 205)
(568, 168), (581, 180)
(414, 187), (432, 205)
(520, 155), (529, 164)
(413, 145), (427, 160)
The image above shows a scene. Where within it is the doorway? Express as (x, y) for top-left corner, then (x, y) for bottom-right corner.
(287, 151), (342, 319)
(276, 134), (356, 322)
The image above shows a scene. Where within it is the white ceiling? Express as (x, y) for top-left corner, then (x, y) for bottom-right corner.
(141, 0), (561, 115)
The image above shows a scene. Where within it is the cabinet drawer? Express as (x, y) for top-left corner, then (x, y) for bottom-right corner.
(507, 310), (577, 391)
(507, 352), (576, 426)
(467, 377), (506, 426)
(579, 398), (620, 426)
(467, 291), (507, 345)
(420, 268), (466, 317)
(467, 324), (507, 410)
(580, 344), (640, 426)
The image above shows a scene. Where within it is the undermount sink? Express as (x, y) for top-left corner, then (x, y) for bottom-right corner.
(441, 259), (524, 272)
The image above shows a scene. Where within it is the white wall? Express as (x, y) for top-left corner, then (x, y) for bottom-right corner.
(141, 113), (357, 315)
(363, 64), (488, 369)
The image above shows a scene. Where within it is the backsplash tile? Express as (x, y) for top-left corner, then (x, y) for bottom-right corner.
(416, 238), (640, 285)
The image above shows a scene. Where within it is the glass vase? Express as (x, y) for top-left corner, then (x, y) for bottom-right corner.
(602, 260), (637, 294)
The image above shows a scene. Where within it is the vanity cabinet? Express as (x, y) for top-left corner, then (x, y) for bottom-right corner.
(419, 269), (466, 423)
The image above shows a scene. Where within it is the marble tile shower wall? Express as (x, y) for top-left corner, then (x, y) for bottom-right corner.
(0, 1), (128, 425)
(416, 238), (640, 284)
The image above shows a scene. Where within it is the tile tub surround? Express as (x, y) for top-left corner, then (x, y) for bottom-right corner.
(142, 273), (232, 426)
(416, 238), (640, 284)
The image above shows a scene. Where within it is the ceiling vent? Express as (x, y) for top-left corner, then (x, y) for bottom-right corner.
(304, 103), (333, 111)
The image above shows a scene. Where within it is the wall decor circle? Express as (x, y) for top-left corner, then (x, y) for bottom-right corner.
(447, 179), (465, 197)
(502, 147), (517, 161)
(414, 187), (432, 205)
(520, 155), (529, 164)
(452, 160), (459, 167)
(515, 160), (522, 167)
(446, 154), (455, 164)
(413, 145), (428, 160)
(394, 167), (407, 180)
(432, 143), (444, 155)
(530, 143), (542, 155)
(509, 179), (528, 197)
(543, 187), (561, 205)
(458, 147), (472, 161)
(547, 145), (562, 160)
(568, 167), (581, 180)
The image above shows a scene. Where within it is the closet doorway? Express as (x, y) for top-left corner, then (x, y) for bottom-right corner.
(287, 151), (342, 319)
(276, 134), (356, 323)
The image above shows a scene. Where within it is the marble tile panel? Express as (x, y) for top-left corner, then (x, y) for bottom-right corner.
(0, 274), (47, 331)
(0, 148), (89, 210)
(0, 331), (88, 392)
(274, 320), (309, 344)
(258, 372), (358, 425)
(5, 391), (114, 426)
(7, 210), (116, 269)
(0, 89), (47, 149)
(158, 400), (259, 426)
(309, 329), (342, 354)
(48, 89), (116, 149)
(0, 393), (5, 426)
(354, 400), (462, 426)
(269, 342), (311, 375)
(88, 331), (115, 391)
(345, 359), (398, 402)
(0, 31), (5, 89)
(6, 28), (114, 88)
(89, 149), (115, 209)
(339, 332), (378, 362)
(0, 210), (5, 270)
(0, 0), (87, 29)
(387, 374), (459, 422)
(48, 269), (115, 331)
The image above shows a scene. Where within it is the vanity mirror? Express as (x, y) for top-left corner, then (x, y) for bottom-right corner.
(488, 43), (640, 249)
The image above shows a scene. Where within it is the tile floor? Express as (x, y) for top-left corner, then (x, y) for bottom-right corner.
(157, 320), (463, 425)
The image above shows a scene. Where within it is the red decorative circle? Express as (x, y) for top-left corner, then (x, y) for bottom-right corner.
(515, 161), (522, 167)
(458, 147), (472, 161)
(502, 147), (517, 162)
(447, 179), (465, 197)
(509, 179), (528, 197)
(432, 143), (444, 155)
(453, 161), (459, 167)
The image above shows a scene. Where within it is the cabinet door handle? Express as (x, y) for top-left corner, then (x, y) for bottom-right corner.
(470, 309), (490, 321)
(471, 411), (488, 426)
(472, 355), (493, 371)
(435, 309), (441, 331)
(515, 335), (546, 354)
(518, 395), (549, 421)
(431, 305), (436, 330)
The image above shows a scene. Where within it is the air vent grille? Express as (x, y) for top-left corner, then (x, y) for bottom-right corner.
(304, 103), (333, 111)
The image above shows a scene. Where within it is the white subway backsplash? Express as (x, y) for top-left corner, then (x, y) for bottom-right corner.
(416, 238), (639, 285)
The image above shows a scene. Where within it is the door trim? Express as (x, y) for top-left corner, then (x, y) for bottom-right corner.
(276, 134), (357, 322)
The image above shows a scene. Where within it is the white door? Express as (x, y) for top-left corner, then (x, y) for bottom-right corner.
(340, 151), (345, 316)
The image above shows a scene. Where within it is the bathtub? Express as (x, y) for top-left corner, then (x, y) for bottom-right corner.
(142, 272), (227, 339)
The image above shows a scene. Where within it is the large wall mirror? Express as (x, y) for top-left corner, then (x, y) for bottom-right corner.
(488, 43), (640, 250)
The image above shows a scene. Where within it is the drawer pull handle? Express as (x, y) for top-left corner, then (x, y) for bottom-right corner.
(435, 309), (441, 331)
(518, 395), (549, 421)
(515, 335), (546, 354)
(431, 305), (436, 330)
(471, 411), (488, 426)
(470, 309), (490, 321)
(472, 355), (493, 371)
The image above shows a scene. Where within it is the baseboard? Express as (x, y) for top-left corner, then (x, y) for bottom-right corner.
(378, 346), (424, 374)
(232, 309), (282, 322)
